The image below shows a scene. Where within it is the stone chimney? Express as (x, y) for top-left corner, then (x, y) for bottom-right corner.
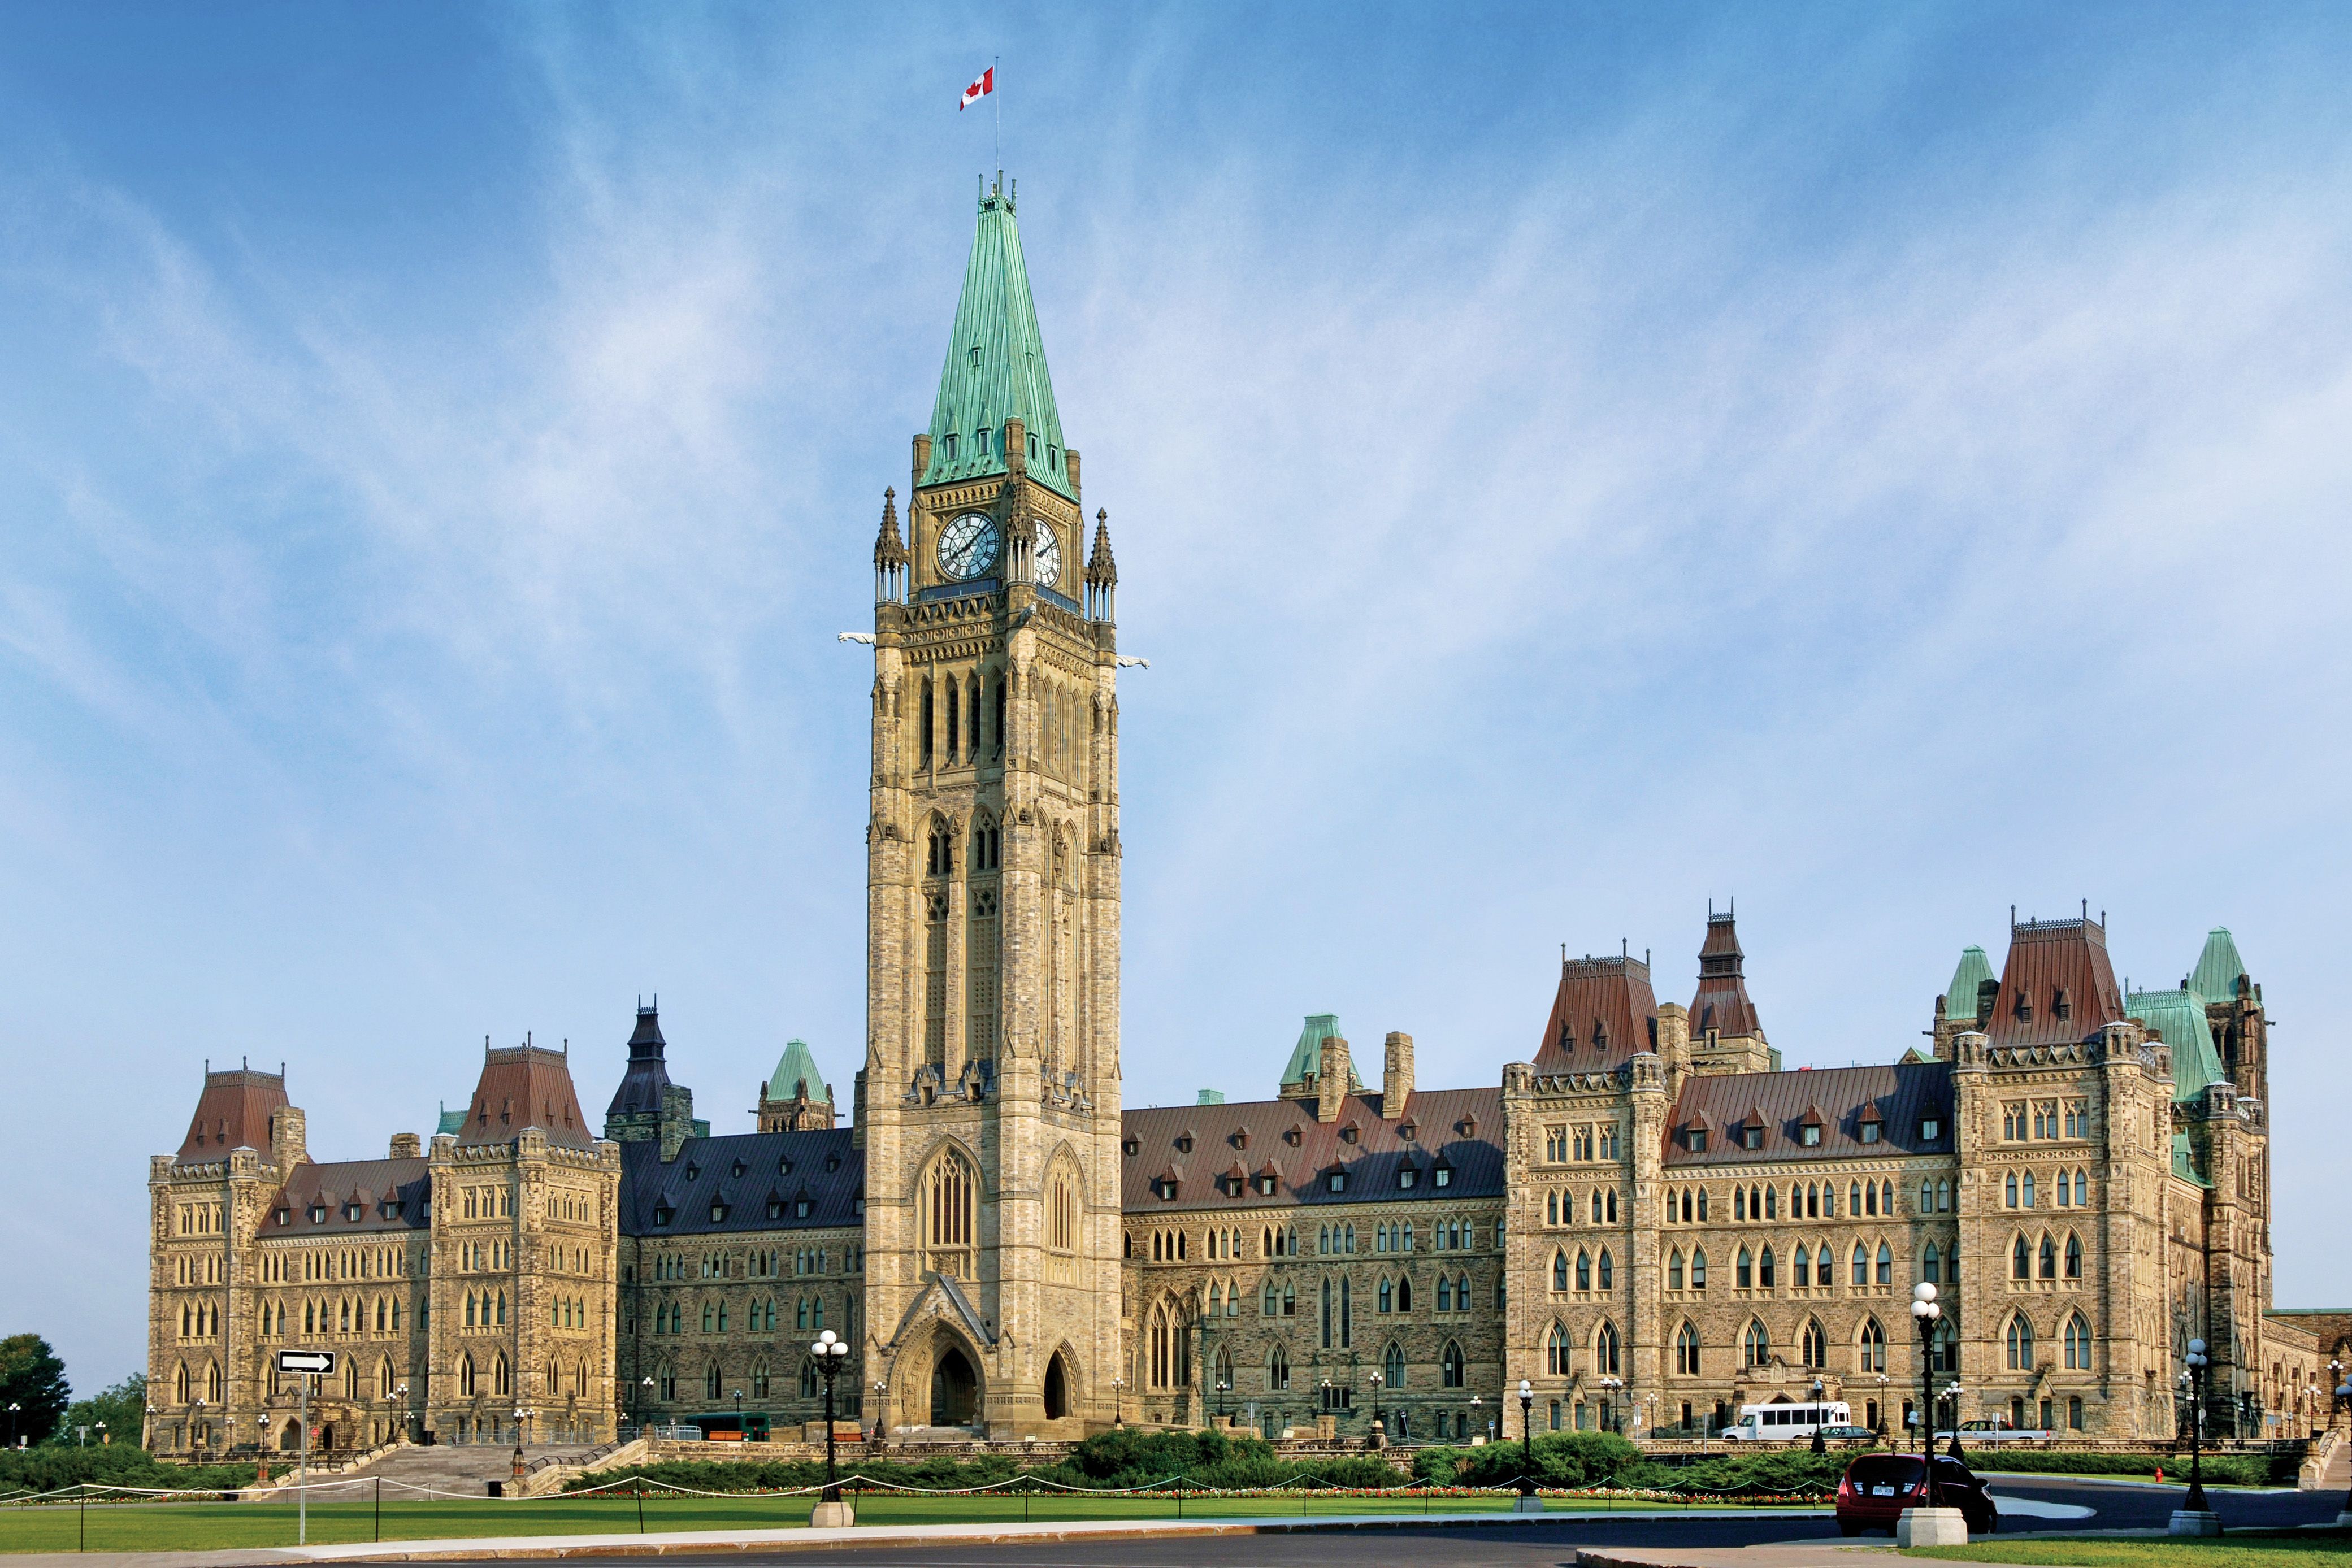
(1654, 1002), (1691, 1096)
(270, 1106), (307, 1172)
(1381, 1032), (1414, 1119)
(1316, 1036), (1353, 1124)
(389, 1132), (422, 1160)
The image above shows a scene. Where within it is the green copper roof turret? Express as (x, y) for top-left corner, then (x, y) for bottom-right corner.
(2188, 927), (2250, 1004)
(2125, 987), (2227, 1105)
(922, 177), (1073, 501)
(1280, 1014), (1361, 1092)
(766, 1039), (828, 1103)
(1942, 945), (1995, 1023)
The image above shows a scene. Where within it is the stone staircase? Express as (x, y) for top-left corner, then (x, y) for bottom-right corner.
(313, 1443), (602, 1501)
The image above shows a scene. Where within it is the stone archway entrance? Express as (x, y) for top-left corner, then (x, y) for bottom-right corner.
(1043, 1351), (1071, 1422)
(279, 1421), (301, 1452)
(931, 1345), (978, 1428)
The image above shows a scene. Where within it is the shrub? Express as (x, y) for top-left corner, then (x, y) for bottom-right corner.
(1409, 1445), (1468, 1483)
(1460, 1430), (1642, 1489)
(0, 1444), (254, 1496)
(1955, 1449), (2272, 1487)
(1625, 1451), (1846, 1494)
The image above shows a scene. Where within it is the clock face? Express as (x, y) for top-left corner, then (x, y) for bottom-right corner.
(937, 513), (1000, 580)
(1033, 520), (1063, 589)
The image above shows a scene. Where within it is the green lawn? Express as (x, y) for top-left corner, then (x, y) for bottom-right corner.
(1909, 1534), (2352, 1568)
(0, 1489), (1807, 1552)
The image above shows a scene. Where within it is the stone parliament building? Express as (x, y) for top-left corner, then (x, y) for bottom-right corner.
(147, 181), (2341, 1458)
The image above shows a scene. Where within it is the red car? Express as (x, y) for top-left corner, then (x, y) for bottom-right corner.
(1835, 1453), (1999, 1536)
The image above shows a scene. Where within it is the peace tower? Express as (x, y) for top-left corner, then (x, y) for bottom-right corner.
(854, 175), (1126, 1436)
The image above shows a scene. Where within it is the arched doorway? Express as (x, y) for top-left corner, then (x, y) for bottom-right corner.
(279, 1421), (301, 1452)
(931, 1345), (978, 1428)
(1043, 1352), (1070, 1422)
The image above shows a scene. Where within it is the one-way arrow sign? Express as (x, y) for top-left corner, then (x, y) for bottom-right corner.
(276, 1350), (336, 1375)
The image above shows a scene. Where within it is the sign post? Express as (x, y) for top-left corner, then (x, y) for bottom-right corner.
(277, 1352), (336, 1545)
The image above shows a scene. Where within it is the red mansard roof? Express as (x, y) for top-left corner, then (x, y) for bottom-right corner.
(175, 1066), (290, 1163)
(1987, 915), (2125, 1048)
(1533, 954), (1659, 1072)
(459, 1044), (594, 1149)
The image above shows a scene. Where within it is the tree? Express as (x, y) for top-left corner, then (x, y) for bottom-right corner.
(61, 1374), (146, 1448)
(0, 1336), (71, 1447)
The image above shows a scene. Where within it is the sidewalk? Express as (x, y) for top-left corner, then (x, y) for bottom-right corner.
(0, 1507), (1832, 1568)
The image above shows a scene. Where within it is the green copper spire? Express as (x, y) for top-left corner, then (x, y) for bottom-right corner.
(1941, 945), (1995, 1022)
(922, 177), (1073, 501)
(2188, 927), (2250, 1004)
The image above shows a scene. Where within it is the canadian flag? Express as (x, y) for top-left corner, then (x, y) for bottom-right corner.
(960, 67), (993, 111)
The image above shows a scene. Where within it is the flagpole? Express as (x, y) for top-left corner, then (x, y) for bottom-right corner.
(993, 55), (1001, 171)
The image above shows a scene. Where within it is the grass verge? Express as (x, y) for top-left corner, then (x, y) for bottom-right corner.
(0, 1489), (1804, 1552)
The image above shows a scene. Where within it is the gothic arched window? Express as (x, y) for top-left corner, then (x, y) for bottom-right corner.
(2006, 1314), (2036, 1371)
(1859, 1317), (1886, 1373)
(2064, 1312), (2093, 1371)
(1546, 1321), (1570, 1375)
(1383, 1341), (1407, 1391)
(1675, 1321), (1700, 1375)
(1441, 1341), (1466, 1388)
(1802, 1319), (1826, 1369)
(923, 1145), (978, 1277)
(1595, 1320), (1621, 1375)
(1743, 1320), (1770, 1367)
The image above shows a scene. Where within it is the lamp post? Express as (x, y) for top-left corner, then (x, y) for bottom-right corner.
(1599, 1375), (1625, 1434)
(870, 1382), (888, 1448)
(732, 1388), (743, 1436)
(2184, 1341), (2211, 1513)
(394, 1384), (410, 1445)
(1112, 1376), (1126, 1428)
(805, 1330), (852, 1526)
(1366, 1374), (1379, 1427)
(2336, 1375), (2352, 1529)
(638, 1375), (655, 1437)
(5, 1402), (18, 1450)
(1909, 1284), (1942, 1514)
(1516, 1379), (1537, 1510)
(1876, 1373), (1890, 1437)
(1942, 1380), (1964, 1458)
(94, 1421), (106, 1449)
(510, 1406), (532, 1480)
(1218, 1378), (1233, 1422)
(1470, 1393), (1485, 1443)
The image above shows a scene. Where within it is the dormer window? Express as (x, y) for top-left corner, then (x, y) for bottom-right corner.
(1742, 1126), (1763, 1151)
(1689, 1127), (1709, 1153)
(308, 1204), (327, 1224)
(274, 1208), (290, 1227)
(1284, 1127), (1303, 1147)
(709, 1201), (730, 1223)
(731, 1160), (747, 1179)
(1859, 1122), (1881, 1144)
(1123, 1137), (1139, 1158)
(853, 1193), (866, 1217)
(1326, 1170), (1347, 1193)
(1920, 1115), (1943, 1141)
(382, 1200), (403, 1220)
(969, 345), (981, 368)
(1152, 1176), (1178, 1201)
(825, 1154), (841, 1173)
(1458, 1116), (1478, 1137)
(943, 433), (958, 461)
(1256, 1172), (1279, 1196)
(1800, 1125), (1821, 1148)
(1339, 1123), (1359, 1145)
(1175, 1133), (1194, 1154)
(684, 1163), (700, 1181)
(767, 1198), (785, 1220)
(2013, 987), (2033, 1020)
(1434, 1162), (1453, 1188)
(974, 427), (990, 457)
(652, 1204), (674, 1227)
(778, 1157), (794, 1175)
(1398, 1121), (1417, 1143)
(1398, 1166), (1419, 1190)
(2053, 987), (2072, 1021)
(795, 1199), (812, 1219)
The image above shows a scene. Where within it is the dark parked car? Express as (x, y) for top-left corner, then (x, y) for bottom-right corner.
(1816, 1425), (1880, 1444)
(1835, 1452), (1998, 1536)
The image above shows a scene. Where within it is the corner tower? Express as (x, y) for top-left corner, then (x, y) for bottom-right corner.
(859, 177), (1123, 1436)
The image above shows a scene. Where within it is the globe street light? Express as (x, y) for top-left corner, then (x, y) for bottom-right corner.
(639, 1375), (655, 1437)
(1910, 1283), (1942, 1514)
(2182, 1339), (2211, 1514)
(1599, 1376), (1625, 1434)
(805, 1330), (852, 1514)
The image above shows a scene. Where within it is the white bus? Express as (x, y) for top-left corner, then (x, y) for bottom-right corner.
(1726, 1400), (1851, 1440)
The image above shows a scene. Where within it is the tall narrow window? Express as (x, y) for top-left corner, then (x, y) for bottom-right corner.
(1743, 1320), (1770, 1367)
(1596, 1320), (1621, 1375)
(923, 891), (948, 1069)
(2064, 1232), (2082, 1279)
(967, 678), (982, 763)
(1675, 1321), (1700, 1375)
(2006, 1314), (2035, 1371)
(2064, 1312), (2093, 1370)
(967, 882), (999, 1056)
(945, 674), (960, 759)
(925, 1147), (977, 1278)
(1802, 1319), (1827, 1369)
(1877, 1242), (1893, 1285)
(919, 676), (934, 765)
(1859, 1317), (1886, 1372)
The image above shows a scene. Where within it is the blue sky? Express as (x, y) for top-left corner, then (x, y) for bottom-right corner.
(5, 4), (2351, 1392)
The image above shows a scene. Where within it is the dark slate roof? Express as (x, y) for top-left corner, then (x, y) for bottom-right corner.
(268, 1158), (431, 1234)
(1118, 1088), (1504, 1214)
(1661, 1063), (1953, 1167)
(1986, 917), (2125, 1048)
(605, 1005), (675, 1122)
(457, 1044), (594, 1149)
(1533, 954), (1659, 1073)
(1690, 911), (1764, 1038)
(619, 1128), (863, 1237)
(176, 1067), (289, 1162)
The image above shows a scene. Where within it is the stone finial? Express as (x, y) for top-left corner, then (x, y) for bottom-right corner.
(874, 488), (909, 566)
(1086, 509), (1118, 585)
